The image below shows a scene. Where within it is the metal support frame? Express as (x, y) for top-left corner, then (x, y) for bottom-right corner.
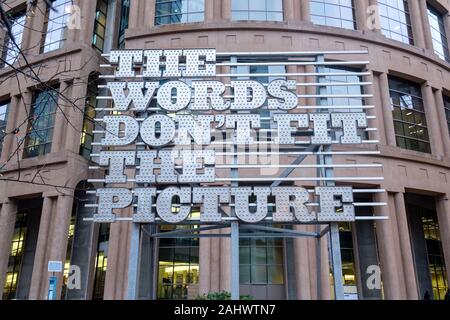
(316, 55), (345, 300)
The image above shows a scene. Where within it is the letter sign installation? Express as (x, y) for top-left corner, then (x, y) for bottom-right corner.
(91, 49), (381, 224)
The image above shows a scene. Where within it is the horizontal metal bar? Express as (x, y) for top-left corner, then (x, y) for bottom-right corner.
(88, 164), (382, 170)
(93, 105), (375, 112)
(89, 150), (382, 157)
(101, 50), (369, 58)
(98, 72), (372, 79)
(86, 189), (385, 195)
(96, 94), (373, 100)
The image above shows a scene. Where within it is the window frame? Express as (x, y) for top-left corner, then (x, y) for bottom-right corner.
(310, 0), (357, 30)
(0, 100), (11, 157)
(232, 0), (284, 22)
(40, 0), (73, 54)
(154, 0), (205, 26)
(427, 5), (450, 62)
(92, 0), (109, 53)
(378, 0), (414, 45)
(1, 11), (26, 67)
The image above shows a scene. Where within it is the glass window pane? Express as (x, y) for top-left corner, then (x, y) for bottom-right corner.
(310, 0), (356, 30)
(232, 0), (283, 21)
(378, 0), (413, 44)
(155, 0), (205, 25)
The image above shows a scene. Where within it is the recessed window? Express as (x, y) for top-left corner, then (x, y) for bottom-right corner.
(24, 88), (59, 158)
(1, 12), (25, 67)
(92, 0), (109, 52)
(443, 95), (450, 138)
(40, 0), (73, 53)
(155, 0), (205, 25)
(427, 5), (450, 62)
(0, 100), (10, 157)
(388, 76), (430, 153)
(80, 76), (98, 159)
(232, 0), (283, 21)
(378, 0), (413, 45)
(310, 0), (356, 30)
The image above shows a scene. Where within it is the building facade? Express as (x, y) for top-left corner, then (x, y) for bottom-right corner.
(0, 0), (449, 300)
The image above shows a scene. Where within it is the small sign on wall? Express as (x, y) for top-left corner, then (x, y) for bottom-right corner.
(48, 261), (63, 273)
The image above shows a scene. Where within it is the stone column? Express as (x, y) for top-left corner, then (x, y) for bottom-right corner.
(355, 0), (369, 31)
(293, 225), (311, 299)
(364, 74), (381, 142)
(422, 84), (444, 157)
(0, 200), (17, 293)
(23, 0), (47, 57)
(205, 0), (215, 22)
(394, 192), (419, 299)
(418, 0), (434, 51)
(64, 80), (87, 153)
(373, 191), (403, 299)
(367, 0), (381, 33)
(283, 0), (295, 22)
(13, 91), (32, 161)
(378, 73), (396, 147)
(436, 195), (450, 287)
(199, 235), (211, 294)
(43, 194), (74, 299)
(300, 0), (310, 22)
(80, 0), (97, 43)
(222, 0), (231, 21)
(407, 0), (426, 48)
(434, 89), (450, 158)
(51, 81), (70, 153)
(29, 196), (54, 299)
(0, 96), (19, 163)
(128, 0), (143, 29)
(145, 0), (156, 27)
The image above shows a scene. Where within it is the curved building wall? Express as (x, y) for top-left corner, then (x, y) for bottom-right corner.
(0, 0), (449, 300)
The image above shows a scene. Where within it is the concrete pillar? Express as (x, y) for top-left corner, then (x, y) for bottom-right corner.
(355, 0), (369, 31)
(64, 80), (87, 153)
(205, 0), (215, 22)
(51, 81), (70, 153)
(293, 225), (311, 299)
(436, 195), (450, 287)
(283, 0), (295, 22)
(368, 0), (381, 33)
(0, 96), (19, 163)
(29, 196), (54, 299)
(393, 192), (419, 299)
(300, 0), (310, 22)
(80, 0), (97, 43)
(373, 191), (403, 299)
(378, 73), (396, 147)
(364, 74), (381, 142)
(144, 0), (156, 27)
(12, 91), (32, 160)
(199, 235), (211, 294)
(418, 0), (434, 51)
(128, 0), (143, 29)
(219, 227), (230, 292)
(222, 0), (231, 21)
(407, 0), (426, 48)
(43, 194), (74, 299)
(422, 84), (444, 157)
(23, 0), (46, 57)
(0, 200), (18, 293)
(434, 89), (450, 158)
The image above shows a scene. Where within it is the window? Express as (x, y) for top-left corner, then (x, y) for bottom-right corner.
(40, 0), (73, 53)
(420, 208), (449, 300)
(155, 0), (204, 25)
(389, 76), (431, 153)
(310, 0), (356, 30)
(443, 95), (450, 138)
(80, 78), (97, 159)
(92, 0), (109, 52)
(118, 0), (130, 48)
(321, 66), (368, 140)
(378, 0), (413, 44)
(92, 224), (110, 300)
(427, 6), (450, 62)
(24, 88), (59, 158)
(0, 100), (10, 157)
(239, 237), (284, 285)
(157, 223), (199, 300)
(2, 212), (27, 300)
(232, 0), (283, 21)
(1, 12), (25, 67)
(339, 223), (358, 296)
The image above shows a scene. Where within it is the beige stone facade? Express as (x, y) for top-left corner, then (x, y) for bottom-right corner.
(0, 0), (449, 300)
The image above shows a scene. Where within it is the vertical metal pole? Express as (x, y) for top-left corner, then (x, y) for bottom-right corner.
(230, 56), (240, 300)
(127, 222), (141, 299)
(316, 55), (345, 300)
